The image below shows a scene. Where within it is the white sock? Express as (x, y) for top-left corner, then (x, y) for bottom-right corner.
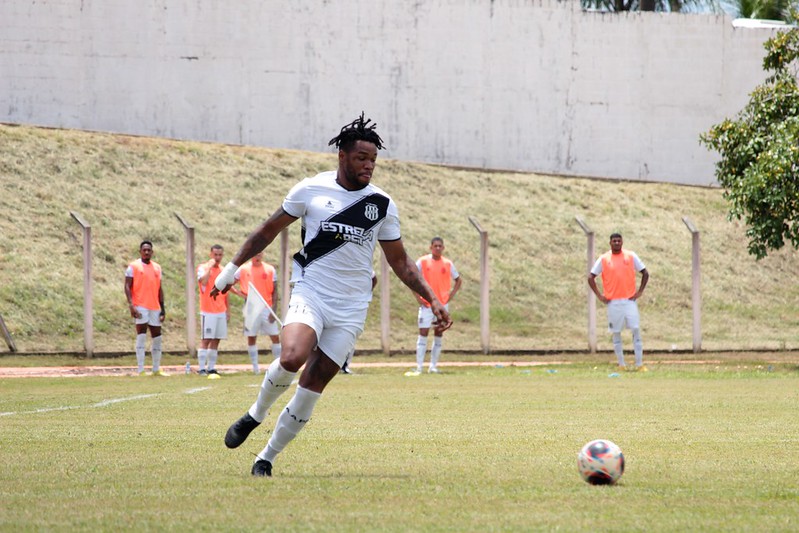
(260, 386), (321, 464)
(271, 343), (282, 360)
(151, 335), (162, 372)
(612, 333), (625, 366)
(135, 333), (146, 372)
(249, 358), (297, 422)
(430, 336), (443, 369)
(208, 349), (218, 371)
(248, 345), (259, 373)
(198, 349), (208, 371)
(415, 336), (427, 372)
(632, 328), (644, 366)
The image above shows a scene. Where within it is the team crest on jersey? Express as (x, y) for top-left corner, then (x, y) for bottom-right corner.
(364, 203), (379, 221)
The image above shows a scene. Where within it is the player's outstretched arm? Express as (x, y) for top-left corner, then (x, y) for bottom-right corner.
(380, 239), (453, 330)
(211, 208), (297, 297)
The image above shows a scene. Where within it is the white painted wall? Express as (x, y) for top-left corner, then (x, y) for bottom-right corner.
(0, 0), (780, 185)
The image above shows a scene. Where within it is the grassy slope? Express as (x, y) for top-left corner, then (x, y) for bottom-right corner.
(1, 123), (798, 355)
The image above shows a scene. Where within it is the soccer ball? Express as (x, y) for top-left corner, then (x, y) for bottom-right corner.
(577, 439), (625, 485)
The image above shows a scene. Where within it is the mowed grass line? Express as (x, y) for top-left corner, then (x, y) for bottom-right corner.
(1, 366), (798, 531)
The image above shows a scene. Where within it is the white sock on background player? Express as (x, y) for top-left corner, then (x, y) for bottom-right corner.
(135, 333), (146, 372)
(415, 336), (427, 372)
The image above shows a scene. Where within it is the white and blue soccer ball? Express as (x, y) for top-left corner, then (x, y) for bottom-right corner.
(577, 439), (625, 485)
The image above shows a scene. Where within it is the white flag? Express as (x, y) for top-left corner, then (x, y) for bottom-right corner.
(244, 282), (283, 330)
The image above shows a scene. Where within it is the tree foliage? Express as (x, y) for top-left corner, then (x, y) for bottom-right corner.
(700, 25), (799, 259)
(581, 0), (720, 12)
(729, 0), (796, 19)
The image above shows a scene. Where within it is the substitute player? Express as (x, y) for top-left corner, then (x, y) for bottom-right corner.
(197, 244), (228, 378)
(124, 240), (167, 376)
(588, 233), (650, 371)
(231, 252), (281, 374)
(412, 237), (462, 374)
(212, 113), (450, 477)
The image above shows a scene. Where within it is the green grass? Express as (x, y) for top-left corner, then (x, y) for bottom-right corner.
(3, 124), (799, 357)
(1, 364), (798, 531)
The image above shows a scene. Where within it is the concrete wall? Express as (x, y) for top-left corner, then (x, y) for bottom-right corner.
(0, 0), (781, 185)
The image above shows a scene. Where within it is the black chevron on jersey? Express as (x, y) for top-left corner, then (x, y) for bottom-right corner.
(293, 193), (390, 269)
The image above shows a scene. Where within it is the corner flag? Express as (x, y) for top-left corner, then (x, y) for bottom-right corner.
(244, 282), (283, 330)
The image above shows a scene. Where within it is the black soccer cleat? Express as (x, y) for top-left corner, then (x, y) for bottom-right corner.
(224, 412), (260, 449)
(251, 459), (273, 477)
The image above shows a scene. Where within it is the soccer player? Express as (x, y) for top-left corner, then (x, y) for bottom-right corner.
(412, 237), (462, 374)
(212, 113), (451, 477)
(124, 240), (167, 376)
(197, 244), (228, 378)
(588, 233), (650, 371)
(230, 252), (281, 374)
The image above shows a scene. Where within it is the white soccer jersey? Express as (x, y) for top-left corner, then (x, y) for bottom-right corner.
(283, 171), (401, 302)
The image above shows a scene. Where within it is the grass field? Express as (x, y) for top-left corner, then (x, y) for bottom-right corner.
(2, 361), (798, 531)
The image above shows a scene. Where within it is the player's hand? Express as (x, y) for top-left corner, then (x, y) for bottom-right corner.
(129, 305), (141, 319)
(210, 285), (233, 299)
(431, 302), (453, 331)
(212, 262), (239, 299)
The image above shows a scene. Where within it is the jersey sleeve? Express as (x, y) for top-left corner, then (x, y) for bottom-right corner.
(377, 198), (401, 241)
(590, 257), (603, 276)
(450, 262), (460, 279)
(282, 178), (309, 218)
(125, 265), (134, 278)
(632, 253), (646, 272)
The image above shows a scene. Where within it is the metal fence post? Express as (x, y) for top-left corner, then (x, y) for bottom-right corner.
(468, 216), (490, 354)
(70, 212), (94, 357)
(575, 216), (597, 353)
(682, 217), (702, 353)
(175, 213), (197, 358)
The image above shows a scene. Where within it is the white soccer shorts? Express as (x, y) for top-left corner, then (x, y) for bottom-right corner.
(201, 313), (228, 339)
(417, 303), (449, 329)
(134, 306), (162, 327)
(606, 299), (640, 333)
(283, 283), (368, 368)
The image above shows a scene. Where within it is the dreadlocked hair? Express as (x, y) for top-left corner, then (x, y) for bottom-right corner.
(328, 112), (385, 152)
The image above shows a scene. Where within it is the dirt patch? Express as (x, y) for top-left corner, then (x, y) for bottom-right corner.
(0, 359), (762, 378)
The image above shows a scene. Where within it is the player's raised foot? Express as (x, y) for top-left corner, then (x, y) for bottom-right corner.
(225, 412), (260, 449)
(251, 459), (273, 477)
(198, 369), (208, 376)
(153, 370), (170, 377)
